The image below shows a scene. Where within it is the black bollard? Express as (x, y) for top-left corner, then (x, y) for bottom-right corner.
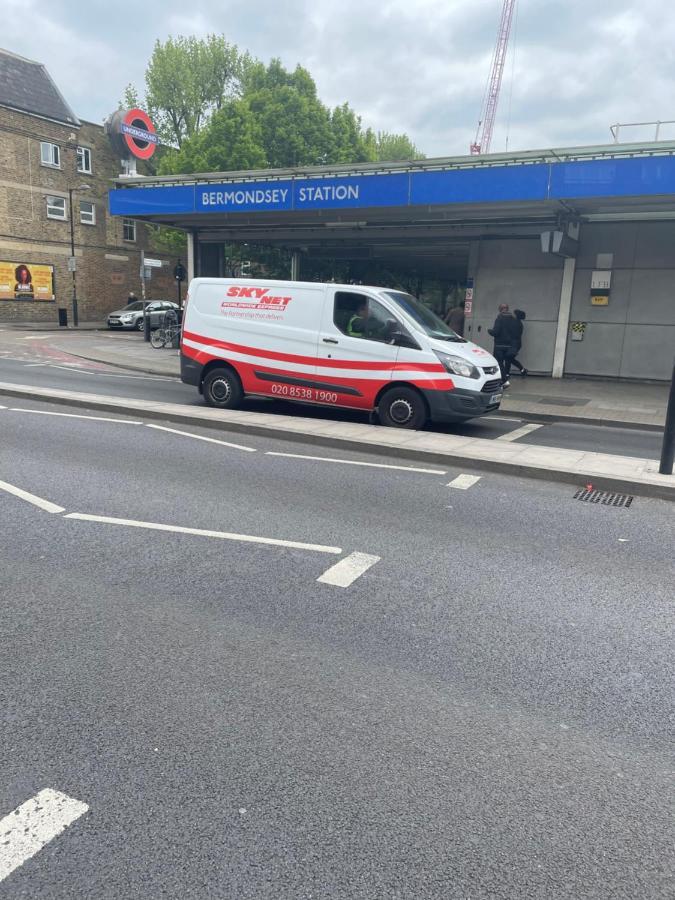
(659, 358), (675, 475)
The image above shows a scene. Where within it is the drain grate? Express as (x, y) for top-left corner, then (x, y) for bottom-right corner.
(574, 488), (634, 507)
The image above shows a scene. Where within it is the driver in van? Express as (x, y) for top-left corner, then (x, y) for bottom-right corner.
(347, 301), (395, 341)
(347, 302), (368, 337)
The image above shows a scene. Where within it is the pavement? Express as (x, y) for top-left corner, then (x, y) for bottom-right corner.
(0, 325), (667, 430)
(1, 396), (673, 898)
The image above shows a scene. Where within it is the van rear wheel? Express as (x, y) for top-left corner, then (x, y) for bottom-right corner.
(378, 386), (427, 429)
(203, 367), (243, 409)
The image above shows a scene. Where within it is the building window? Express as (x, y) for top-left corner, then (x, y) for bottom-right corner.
(76, 146), (92, 174)
(46, 195), (67, 220)
(123, 219), (136, 242)
(40, 142), (60, 168)
(79, 200), (96, 225)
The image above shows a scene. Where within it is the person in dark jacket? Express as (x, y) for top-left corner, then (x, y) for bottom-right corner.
(488, 306), (520, 385)
(445, 300), (465, 336)
(510, 309), (528, 375)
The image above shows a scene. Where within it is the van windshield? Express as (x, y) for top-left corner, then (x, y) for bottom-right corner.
(382, 291), (466, 342)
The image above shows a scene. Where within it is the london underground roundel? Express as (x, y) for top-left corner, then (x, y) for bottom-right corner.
(120, 109), (158, 160)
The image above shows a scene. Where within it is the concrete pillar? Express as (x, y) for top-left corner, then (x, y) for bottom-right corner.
(290, 251), (300, 280)
(551, 256), (576, 378)
(186, 231), (196, 284)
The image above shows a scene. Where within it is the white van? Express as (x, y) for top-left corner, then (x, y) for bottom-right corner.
(180, 279), (502, 428)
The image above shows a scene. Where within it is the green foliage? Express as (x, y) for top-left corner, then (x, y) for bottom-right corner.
(142, 35), (246, 147)
(159, 100), (267, 174)
(145, 224), (187, 256)
(375, 131), (425, 161)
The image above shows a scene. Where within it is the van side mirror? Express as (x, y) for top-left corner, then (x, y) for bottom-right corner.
(390, 331), (419, 350)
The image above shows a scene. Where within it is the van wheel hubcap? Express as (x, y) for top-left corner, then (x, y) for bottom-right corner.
(389, 398), (414, 424)
(211, 378), (231, 402)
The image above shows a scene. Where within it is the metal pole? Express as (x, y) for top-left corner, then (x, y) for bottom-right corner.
(68, 188), (78, 327)
(659, 358), (675, 475)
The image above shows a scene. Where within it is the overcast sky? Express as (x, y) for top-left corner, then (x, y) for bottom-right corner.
(2, 0), (674, 157)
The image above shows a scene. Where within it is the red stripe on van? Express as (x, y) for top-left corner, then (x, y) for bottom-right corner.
(182, 329), (447, 373)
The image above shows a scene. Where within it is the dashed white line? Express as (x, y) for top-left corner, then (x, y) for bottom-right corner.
(0, 789), (89, 883)
(265, 451), (444, 475)
(20, 335), (51, 340)
(497, 423), (544, 442)
(447, 474), (481, 490)
(9, 408), (143, 425)
(317, 551), (381, 587)
(23, 363), (46, 368)
(63, 513), (342, 554)
(0, 480), (65, 514)
(146, 423), (256, 452)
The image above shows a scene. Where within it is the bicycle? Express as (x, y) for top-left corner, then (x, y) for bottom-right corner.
(150, 323), (181, 348)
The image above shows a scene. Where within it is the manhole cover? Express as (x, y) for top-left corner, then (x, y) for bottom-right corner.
(574, 488), (634, 508)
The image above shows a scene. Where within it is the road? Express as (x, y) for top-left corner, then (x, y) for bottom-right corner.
(0, 349), (665, 462)
(0, 397), (673, 898)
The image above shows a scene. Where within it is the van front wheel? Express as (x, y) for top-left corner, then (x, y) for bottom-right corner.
(203, 367), (243, 409)
(378, 386), (427, 429)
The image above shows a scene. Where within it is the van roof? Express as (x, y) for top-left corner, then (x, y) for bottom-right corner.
(190, 277), (398, 292)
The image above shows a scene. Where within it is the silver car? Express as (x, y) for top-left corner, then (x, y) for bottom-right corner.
(107, 300), (179, 330)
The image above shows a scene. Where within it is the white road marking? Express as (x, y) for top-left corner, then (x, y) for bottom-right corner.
(0, 480), (65, 514)
(64, 513), (342, 554)
(23, 363), (46, 368)
(497, 423), (544, 442)
(483, 415), (522, 423)
(146, 423), (256, 452)
(265, 451), (444, 475)
(0, 789), (89, 883)
(317, 551), (381, 587)
(20, 335), (51, 340)
(10, 408), (143, 425)
(447, 474), (481, 490)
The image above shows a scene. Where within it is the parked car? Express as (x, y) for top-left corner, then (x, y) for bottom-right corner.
(107, 300), (179, 330)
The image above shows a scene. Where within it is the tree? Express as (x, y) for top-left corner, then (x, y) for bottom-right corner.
(375, 131), (425, 162)
(159, 100), (266, 175)
(140, 35), (246, 147)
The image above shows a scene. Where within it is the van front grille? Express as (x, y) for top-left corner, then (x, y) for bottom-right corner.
(482, 379), (502, 393)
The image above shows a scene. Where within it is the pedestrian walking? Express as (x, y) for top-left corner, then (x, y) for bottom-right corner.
(488, 304), (520, 386)
(445, 300), (466, 336)
(510, 309), (528, 375)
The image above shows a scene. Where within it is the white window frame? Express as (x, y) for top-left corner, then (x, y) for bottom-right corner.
(76, 146), (92, 174)
(123, 219), (136, 242)
(79, 199), (96, 226)
(40, 142), (60, 168)
(46, 195), (67, 220)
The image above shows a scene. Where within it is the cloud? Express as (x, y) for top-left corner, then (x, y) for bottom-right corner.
(0, 0), (673, 154)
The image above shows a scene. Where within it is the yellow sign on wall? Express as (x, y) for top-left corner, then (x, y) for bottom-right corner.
(0, 261), (55, 301)
(591, 295), (609, 306)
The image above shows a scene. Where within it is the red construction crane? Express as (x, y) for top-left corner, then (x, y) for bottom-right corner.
(471, 0), (517, 155)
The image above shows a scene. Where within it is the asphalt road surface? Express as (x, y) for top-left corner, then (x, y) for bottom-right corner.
(0, 352), (665, 461)
(0, 398), (673, 898)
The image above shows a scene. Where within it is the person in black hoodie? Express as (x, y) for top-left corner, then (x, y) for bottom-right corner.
(510, 309), (528, 375)
(488, 306), (521, 385)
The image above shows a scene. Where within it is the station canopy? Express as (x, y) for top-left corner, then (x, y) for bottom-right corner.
(110, 141), (675, 279)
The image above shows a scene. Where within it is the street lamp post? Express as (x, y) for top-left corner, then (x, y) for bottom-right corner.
(67, 183), (91, 327)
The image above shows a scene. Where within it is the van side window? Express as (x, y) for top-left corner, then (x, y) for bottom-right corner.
(333, 291), (400, 343)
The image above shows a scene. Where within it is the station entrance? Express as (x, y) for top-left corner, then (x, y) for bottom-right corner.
(110, 142), (675, 381)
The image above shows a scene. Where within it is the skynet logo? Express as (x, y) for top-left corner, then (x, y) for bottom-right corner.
(221, 286), (292, 312)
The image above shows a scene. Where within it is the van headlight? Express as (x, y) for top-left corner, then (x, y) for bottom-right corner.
(434, 351), (479, 379)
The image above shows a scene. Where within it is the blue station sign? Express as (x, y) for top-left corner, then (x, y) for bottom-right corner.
(109, 155), (675, 218)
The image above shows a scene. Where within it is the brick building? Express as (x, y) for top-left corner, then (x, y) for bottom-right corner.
(0, 47), (176, 324)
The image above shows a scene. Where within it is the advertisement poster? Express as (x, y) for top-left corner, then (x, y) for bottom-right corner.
(0, 262), (55, 301)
